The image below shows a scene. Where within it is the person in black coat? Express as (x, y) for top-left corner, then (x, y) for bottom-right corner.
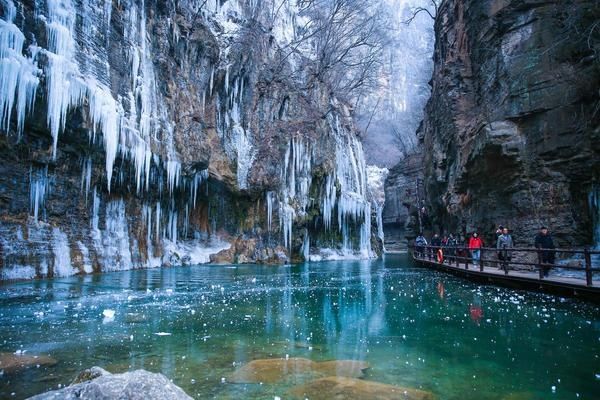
(534, 226), (555, 277)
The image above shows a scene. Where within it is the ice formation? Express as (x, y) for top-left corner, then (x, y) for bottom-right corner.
(278, 137), (313, 250)
(52, 227), (77, 277)
(0, 0), (380, 279)
(274, 117), (375, 259)
(0, 0), (40, 136)
(29, 166), (49, 223)
(367, 165), (389, 250)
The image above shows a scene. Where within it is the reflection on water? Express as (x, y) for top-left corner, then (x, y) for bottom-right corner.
(0, 254), (599, 399)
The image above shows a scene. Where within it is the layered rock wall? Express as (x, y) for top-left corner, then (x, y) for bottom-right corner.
(419, 0), (600, 246)
(0, 0), (380, 280)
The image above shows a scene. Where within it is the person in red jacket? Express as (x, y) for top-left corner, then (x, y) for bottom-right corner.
(468, 232), (484, 266)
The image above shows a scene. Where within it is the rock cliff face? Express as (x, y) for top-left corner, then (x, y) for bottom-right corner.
(0, 0), (382, 280)
(419, 0), (600, 246)
(382, 151), (424, 250)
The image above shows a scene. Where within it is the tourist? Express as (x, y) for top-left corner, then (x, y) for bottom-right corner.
(446, 233), (457, 261)
(431, 233), (441, 248)
(534, 226), (556, 277)
(431, 233), (442, 260)
(496, 227), (514, 268)
(468, 232), (484, 266)
(456, 234), (467, 260)
(415, 234), (428, 257)
(495, 225), (504, 239)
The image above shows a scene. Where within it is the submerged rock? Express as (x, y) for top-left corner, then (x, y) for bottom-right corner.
(71, 366), (110, 384)
(229, 357), (369, 384)
(28, 368), (192, 399)
(289, 376), (435, 400)
(0, 352), (57, 374)
(317, 360), (370, 379)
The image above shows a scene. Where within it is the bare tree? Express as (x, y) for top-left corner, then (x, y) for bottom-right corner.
(403, 0), (440, 25)
(304, 0), (390, 103)
(256, 0), (390, 108)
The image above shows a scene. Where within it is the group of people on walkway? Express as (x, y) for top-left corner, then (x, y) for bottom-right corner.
(414, 225), (556, 276)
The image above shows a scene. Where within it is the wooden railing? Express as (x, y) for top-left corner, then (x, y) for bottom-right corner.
(410, 245), (600, 287)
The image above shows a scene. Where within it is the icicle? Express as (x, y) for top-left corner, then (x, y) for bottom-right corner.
(166, 159), (181, 195)
(302, 229), (310, 260)
(209, 65), (214, 95)
(155, 202), (161, 239)
(91, 187), (100, 230)
(266, 191), (275, 231)
(280, 202), (295, 250)
(167, 207), (178, 243)
(322, 174), (336, 230)
(183, 203), (189, 238)
(0, 0), (40, 136)
(190, 169), (208, 208)
(29, 165), (48, 222)
(80, 156), (92, 202)
(277, 136), (313, 253)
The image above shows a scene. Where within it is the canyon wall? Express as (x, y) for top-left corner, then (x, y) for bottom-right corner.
(0, 0), (383, 280)
(418, 0), (599, 246)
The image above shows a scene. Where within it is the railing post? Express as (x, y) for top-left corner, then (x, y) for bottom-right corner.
(465, 248), (469, 270)
(456, 248), (460, 266)
(537, 249), (544, 280)
(480, 248), (484, 272)
(584, 247), (592, 287)
(503, 245), (509, 275)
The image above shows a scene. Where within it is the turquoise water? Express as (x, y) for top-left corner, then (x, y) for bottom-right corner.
(0, 254), (599, 399)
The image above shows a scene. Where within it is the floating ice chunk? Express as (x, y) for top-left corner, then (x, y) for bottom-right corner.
(102, 309), (115, 322)
(154, 332), (172, 336)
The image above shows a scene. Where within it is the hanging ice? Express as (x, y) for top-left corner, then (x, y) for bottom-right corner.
(302, 229), (310, 260)
(0, 0), (41, 136)
(266, 191), (275, 231)
(29, 166), (49, 223)
(278, 137), (313, 250)
(218, 74), (256, 190)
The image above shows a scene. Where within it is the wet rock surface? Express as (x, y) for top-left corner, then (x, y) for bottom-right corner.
(288, 376), (436, 400)
(229, 357), (370, 383)
(405, 0), (600, 246)
(28, 367), (192, 400)
(0, 352), (57, 374)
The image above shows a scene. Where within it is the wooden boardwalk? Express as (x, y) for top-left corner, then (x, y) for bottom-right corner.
(411, 247), (600, 302)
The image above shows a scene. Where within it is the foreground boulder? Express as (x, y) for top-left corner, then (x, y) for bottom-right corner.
(28, 367), (192, 400)
(289, 376), (435, 400)
(229, 357), (369, 383)
(0, 352), (57, 374)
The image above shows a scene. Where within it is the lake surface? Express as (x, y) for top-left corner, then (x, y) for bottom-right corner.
(1, 254), (599, 399)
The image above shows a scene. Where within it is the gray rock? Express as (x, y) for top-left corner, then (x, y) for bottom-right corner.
(28, 368), (192, 400)
(400, 0), (599, 247)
